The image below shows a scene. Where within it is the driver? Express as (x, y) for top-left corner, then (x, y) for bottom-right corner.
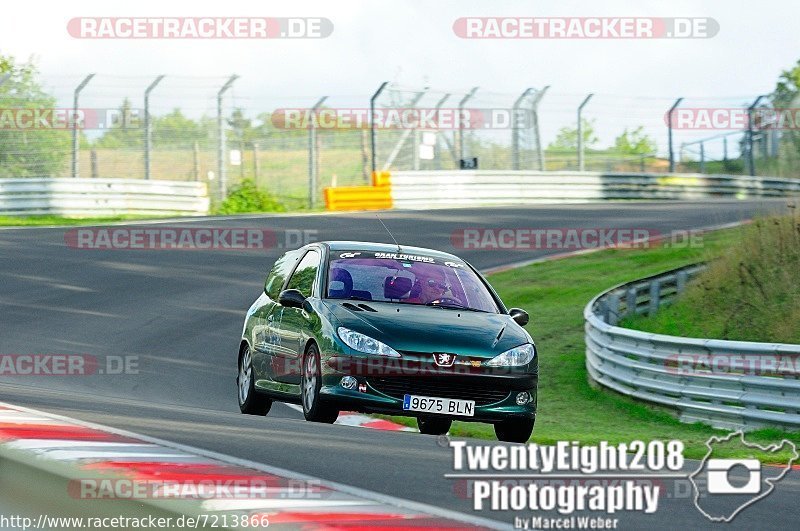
(406, 267), (450, 305)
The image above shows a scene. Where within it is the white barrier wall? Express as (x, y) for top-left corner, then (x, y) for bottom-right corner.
(387, 171), (800, 209)
(0, 178), (210, 217)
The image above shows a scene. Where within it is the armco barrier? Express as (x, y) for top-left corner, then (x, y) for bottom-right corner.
(585, 264), (800, 431)
(0, 178), (209, 217)
(328, 171), (800, 210)
(323, 182), (392, 211)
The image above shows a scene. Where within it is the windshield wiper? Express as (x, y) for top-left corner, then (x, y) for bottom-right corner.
(346, 295), (373, 302)
(426, 301), (487, 312)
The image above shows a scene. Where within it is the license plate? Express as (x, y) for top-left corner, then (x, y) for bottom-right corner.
(402, 394), (475, 417)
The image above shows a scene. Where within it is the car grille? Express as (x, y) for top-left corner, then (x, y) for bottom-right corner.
(368, 376), (510, 405)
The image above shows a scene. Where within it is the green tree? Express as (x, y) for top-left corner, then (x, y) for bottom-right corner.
(0, 55), (71, 177)
(613, 126), (657, 155)
(93, 98), (142, 149)
(772, 59), (800, 156)
(548, 119), (598, 151)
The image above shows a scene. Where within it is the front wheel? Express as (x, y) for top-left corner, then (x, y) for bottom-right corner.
(238, 345), (272, 415)
(301, 344), (339, 424)
(494, 418), (534, 443)
(417, 416), (452, 435)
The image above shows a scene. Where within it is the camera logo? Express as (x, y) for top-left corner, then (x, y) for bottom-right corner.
(706, 459), (761, 494)
(690, 431), (798, 522)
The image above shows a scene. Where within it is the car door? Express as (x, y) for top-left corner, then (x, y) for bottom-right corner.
(250, 250), (300, 384)
(271, 248), (321, 385)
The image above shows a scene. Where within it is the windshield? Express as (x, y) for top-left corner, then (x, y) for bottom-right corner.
(326, 252), (499, 313)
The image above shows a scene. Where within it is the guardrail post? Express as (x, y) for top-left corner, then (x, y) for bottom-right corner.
(512, 88), (534, 170)
(144, 75), (165, 180)
(667, 97), (683, 173)
(606, 293), (620, 325)
(370, 81), (390, 174)
(577, 93), (594, 171)
(746, 95), (767, 176)
(308, 96), (328, 209)
(625, 288), (637, 316)
(217, 75), (239, 200)
(676, 271), (687, 294)
(648, 280), (661, 316)
(71, 74), (95, 178)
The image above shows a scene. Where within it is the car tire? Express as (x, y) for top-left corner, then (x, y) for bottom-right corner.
(301, 343), (339, 424)
(494, 418), (535, 443)
(417, 416), (452, 435)
(238, 344), (272, 415)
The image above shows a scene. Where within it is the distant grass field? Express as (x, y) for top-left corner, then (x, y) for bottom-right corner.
(379, 224), (800, 463)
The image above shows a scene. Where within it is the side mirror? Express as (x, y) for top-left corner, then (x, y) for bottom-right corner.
(279, 289), (306, 309)
(509, 308), (529, 327)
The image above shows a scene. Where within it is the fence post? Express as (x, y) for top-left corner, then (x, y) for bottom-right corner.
(577, 93), (594, 171)
(512, 88), (534, 170)
(252, 142), (260, 184)
(433, 93), (451, 169)
(457, 87), (479, 165)
(699, 142), (705, 173)
(71, 74), (95, 178)
(370, 81), (389, 175)
(667, 97), (683, 173)
(216, 75), (239, 200)
(143, 75), (165, 180)
(90, 150), (98, 178)
(308, 96), (328, 209)
(747, 95), (767, 176)
(193, 141), (200, 181)
(531, 85), (549, 171)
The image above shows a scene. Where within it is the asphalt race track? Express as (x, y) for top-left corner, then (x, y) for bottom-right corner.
(1, 199), (798, 529)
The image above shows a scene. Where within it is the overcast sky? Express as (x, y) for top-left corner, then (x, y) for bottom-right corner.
(2, 0), (799, 154)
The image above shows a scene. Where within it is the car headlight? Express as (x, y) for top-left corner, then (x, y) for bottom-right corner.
(486, 344), (536, 367)
(337, 327), (401, 357)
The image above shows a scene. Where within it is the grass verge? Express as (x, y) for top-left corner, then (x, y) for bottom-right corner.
(0, 215), (167, 227)
(379, 225), (800, 463)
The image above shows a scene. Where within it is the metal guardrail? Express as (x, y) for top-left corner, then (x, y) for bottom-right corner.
(585, 264), (800, 431)
(385, 171), (800, 209)
(0, 178), (210, 217)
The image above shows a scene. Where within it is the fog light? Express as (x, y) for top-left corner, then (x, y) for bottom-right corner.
(340, 376), (357, 390)
(516, 392), (531, 405)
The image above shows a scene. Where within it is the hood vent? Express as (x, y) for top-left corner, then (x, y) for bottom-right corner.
(358, 303), (378, 312)
(342, 303), (363, 311)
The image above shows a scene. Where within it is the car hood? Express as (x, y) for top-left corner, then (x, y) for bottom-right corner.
(323, 300), (532, 358)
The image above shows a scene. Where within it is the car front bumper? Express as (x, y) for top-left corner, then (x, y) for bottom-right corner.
(320, 354), (537, 422)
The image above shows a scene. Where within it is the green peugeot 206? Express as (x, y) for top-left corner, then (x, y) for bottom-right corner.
(236, 241), (537, 442)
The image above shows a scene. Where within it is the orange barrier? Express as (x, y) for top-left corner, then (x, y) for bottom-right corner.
(323, 171), (392, 211)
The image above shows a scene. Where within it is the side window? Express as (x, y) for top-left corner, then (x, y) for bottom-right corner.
(265, 251), (300, 299)
(286, 250), (321, 298)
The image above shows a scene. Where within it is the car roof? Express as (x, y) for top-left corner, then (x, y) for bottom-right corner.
(320, 241), (463, 261)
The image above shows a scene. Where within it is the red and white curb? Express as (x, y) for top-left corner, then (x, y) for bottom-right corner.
(0, 402), (498, 529)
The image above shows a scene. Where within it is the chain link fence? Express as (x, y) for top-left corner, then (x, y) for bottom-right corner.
(2, 72), (799, 210)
